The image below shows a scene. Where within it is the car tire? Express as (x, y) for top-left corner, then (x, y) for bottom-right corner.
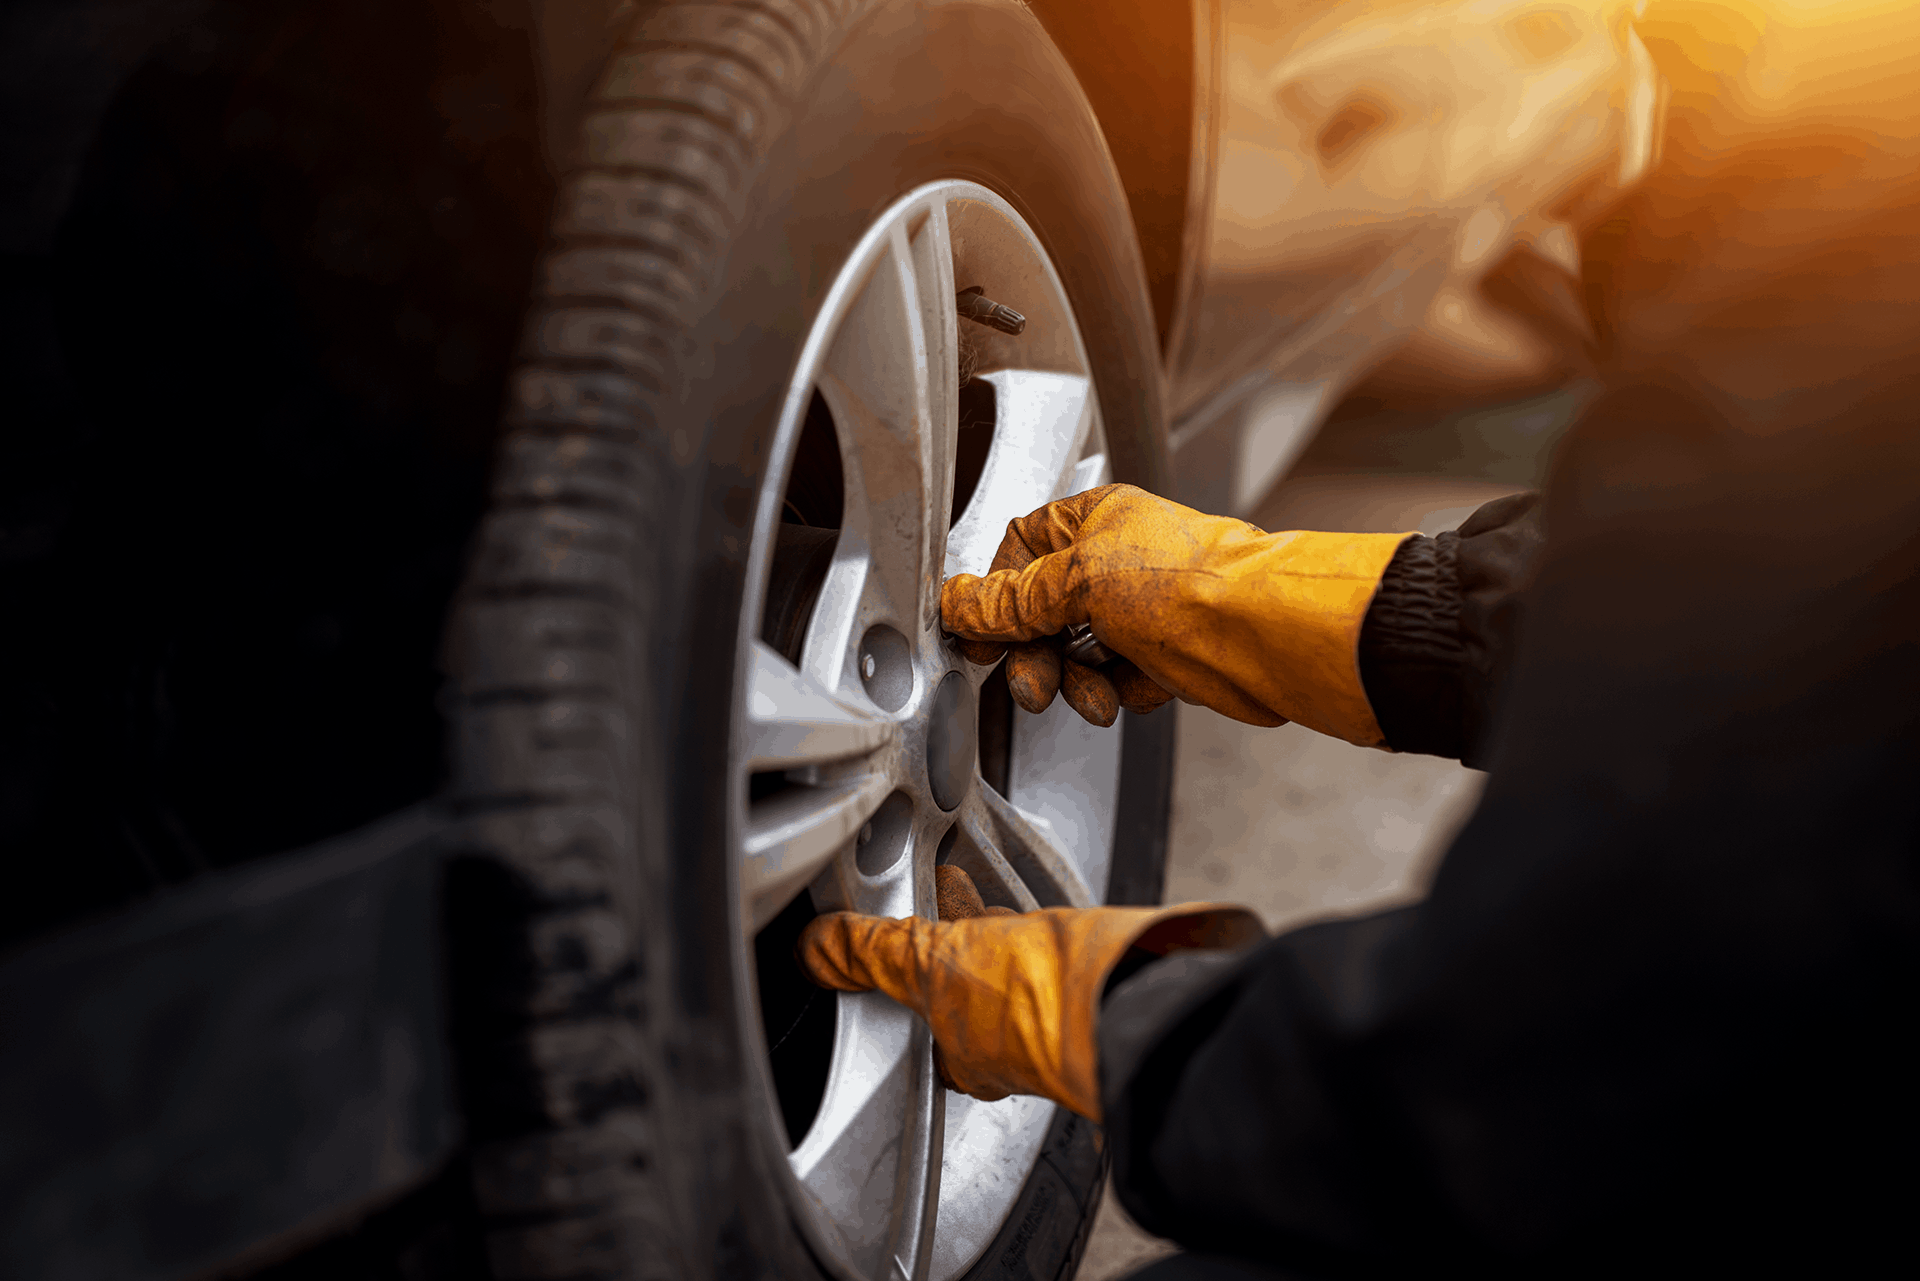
(445, 2), (1174, 1278)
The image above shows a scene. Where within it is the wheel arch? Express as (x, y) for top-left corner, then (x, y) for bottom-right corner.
(1025, 0), (1210, 357)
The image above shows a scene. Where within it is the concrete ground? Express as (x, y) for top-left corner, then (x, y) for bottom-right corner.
(1076, 391), (1570, 1279)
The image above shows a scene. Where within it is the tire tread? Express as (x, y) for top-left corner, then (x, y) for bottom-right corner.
(450, 2), (859, 1277)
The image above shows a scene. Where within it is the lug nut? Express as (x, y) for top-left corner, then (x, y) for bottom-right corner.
(1063, 623), (1116, 668)
(862, 652), (877, 679)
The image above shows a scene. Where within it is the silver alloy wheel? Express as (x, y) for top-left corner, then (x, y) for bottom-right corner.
(733, 182), (1125, 1281)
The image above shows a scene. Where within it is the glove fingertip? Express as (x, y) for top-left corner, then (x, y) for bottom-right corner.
(1005, 641), (1062, 714)
(935, 865), (991, 921)
(794, 912), (874, 991)
(956, 637), (1005, 667)
(1007, 672), (1059, 714)
(1110, 659), (1174, 716)
(1061, 661), (1119, 728)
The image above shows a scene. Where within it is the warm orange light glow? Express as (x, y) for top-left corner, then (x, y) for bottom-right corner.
(1642, 0), (1920, 133)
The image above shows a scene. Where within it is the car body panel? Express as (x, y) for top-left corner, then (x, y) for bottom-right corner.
(1163, 0), (1663, 510)
(0, 808), (456, 1281)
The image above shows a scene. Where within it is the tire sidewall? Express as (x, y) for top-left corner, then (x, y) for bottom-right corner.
(646, 2), (1169, 1273)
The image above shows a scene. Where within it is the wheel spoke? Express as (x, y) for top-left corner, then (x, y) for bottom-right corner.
(927, 1093), (1056, 1281)
(814, 206), (960, 650)
(746, 640), (894, 771)
(944, 370), (1095, 579)
(743, 771), (891, 933)
(970, 782), (1095, 909)
(790, 995), (945, 1279)
(894, 1027), (945, 1281)
(948, 786), (1043, 914)
(908, 206), (961, 553)
(797, 544), (871, 691)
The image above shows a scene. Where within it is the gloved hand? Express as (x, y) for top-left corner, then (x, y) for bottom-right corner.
(941, 484), (1410, 744)
(799, 866), (1265, 1121)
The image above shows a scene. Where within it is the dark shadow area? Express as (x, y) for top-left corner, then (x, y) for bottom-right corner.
(781, 388), (845, 530)
(441, 853), (550, 1147)
(977, 662), (1014, 797)
(952, 374), (996, 525)
(755, 889), (836, 1148)
(0, 0), (550, 950)
(238, 1157), (489, 1281)
(762, 523), (840, 665)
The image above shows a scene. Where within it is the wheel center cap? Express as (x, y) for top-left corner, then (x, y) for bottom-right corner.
(924, 671), (976, 812)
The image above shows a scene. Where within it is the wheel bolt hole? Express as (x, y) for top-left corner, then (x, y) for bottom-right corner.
(858, 624), (912, 711)
(856, 791), (913, 876)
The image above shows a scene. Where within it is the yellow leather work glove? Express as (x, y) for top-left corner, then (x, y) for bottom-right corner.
(940, 483), (1411, 744)
(798, 867), (1265, 1121)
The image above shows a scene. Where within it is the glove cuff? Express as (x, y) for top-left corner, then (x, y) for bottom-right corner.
(797, 903), (1265, 1123)
(1213, 528), (1413, 746)
(930, 904), (1265, 1121)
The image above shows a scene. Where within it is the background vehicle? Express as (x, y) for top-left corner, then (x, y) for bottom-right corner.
(0, 1), (1660, 1277)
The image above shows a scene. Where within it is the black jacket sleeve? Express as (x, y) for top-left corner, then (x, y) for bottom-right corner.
(1102, 365), (1920, 1271)
(1356, 493), (1543, 767)
(1100, 72), (1920, 1271)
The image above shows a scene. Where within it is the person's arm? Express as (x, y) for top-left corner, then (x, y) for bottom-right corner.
(938, 479), (1544, 765)
(939, 484), (1412, 743)
(1093, 352), (1920, 1267)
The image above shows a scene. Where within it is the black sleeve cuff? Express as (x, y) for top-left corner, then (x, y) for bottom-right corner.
(1359, 531), (1468, 760)
(1358, 491), (1543, 767)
